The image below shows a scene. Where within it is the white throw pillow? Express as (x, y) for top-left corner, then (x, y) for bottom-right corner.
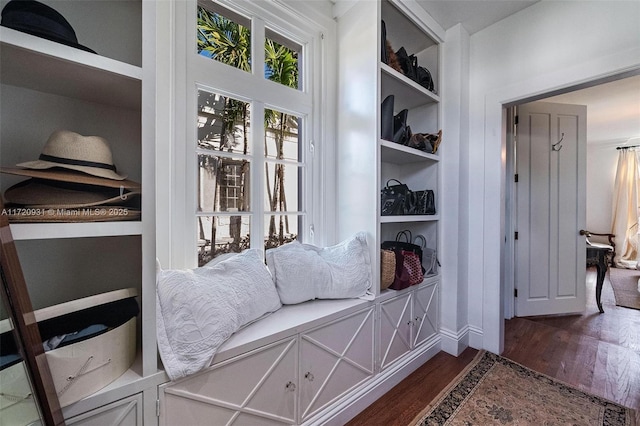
(156, 249), (281, 380)
(266, 232), (374, 304)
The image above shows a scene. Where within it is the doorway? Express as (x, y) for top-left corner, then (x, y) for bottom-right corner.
(503, 73), (640, 320)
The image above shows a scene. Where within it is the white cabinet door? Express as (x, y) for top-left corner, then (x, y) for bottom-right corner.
(160, 338), (298, 426)
(298, 307), (375, 422)
(412, 282), (439, 348)
(66, 394), (142, 426)
(379, 292), (413, 370)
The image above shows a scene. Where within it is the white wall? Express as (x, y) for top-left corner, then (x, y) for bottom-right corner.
(440, 24), (471, 354)
(466, 0), (640, 353)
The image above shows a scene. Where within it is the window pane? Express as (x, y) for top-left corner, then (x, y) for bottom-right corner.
(198, 90), (251, 155)
(265, 108), (300, 161)
(199, 154), (250, 213)
(264, 162), (301, 212)
(265, 214), (299, 250)
(198, 215), (251, 266)
(265, 30), (301, 90)
(197, 5), (251, 72)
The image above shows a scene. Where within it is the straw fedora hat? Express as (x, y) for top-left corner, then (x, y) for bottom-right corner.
(4, 178), (140, 209)
(16, 130), (127, 180)
(0, 167), (140, 190)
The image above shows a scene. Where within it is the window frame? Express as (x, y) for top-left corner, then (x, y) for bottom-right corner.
(168, 0), (334, 268)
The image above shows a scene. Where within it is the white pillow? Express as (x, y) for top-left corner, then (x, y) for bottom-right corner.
(266, 232), (374, 304)
(156, 249), (281, 380)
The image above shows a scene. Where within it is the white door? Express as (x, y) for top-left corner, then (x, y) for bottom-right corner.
(515, 101), (587, 316)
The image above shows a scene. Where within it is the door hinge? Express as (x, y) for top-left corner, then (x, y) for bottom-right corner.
(514, 173), (518, 182)
(515, 115), (519, 125)
(514, 288), (518, 297)
(156, 399), (160, 417)
(514, 231), (518, 240)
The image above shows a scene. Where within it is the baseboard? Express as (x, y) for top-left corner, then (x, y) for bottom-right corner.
(468, 325), (483, 349)
(439, 325), (470, 356)
(304, 335), (442, 426)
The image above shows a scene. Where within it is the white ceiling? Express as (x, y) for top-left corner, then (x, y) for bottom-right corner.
(416, 0), (539, 35)
(414, 0), (640, 145)
(543, 75), (640, 145)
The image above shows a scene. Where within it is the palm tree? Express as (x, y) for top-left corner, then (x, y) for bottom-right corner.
(197, 8), (299, 257)
(264, 40), (299, 243)
(197, 7), (251, 71)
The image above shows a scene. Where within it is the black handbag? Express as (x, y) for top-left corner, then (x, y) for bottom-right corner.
(381, 20), (388, 65)
(381, 95), (394, 141)
(395, 46), (436, 94)
(416, 66), (434, 92)
(393, 109), (411, 145)
(412, 189), (436, 215)
(381, 179), (410, 216)
(395, 47), (417, 81)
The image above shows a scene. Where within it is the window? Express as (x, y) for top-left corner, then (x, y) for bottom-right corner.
(191, 1), (318, 266)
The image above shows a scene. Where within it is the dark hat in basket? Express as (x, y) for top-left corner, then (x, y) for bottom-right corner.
(15, 130), (127, 180)
(4, 178), (140, 209)
(1, 0), (95, 53)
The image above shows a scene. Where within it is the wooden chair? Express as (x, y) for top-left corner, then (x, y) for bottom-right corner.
(579, 229), (616, 267)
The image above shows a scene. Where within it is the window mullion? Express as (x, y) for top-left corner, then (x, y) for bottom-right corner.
(252, 17), (265, 80)
(252, 101), (266, 251)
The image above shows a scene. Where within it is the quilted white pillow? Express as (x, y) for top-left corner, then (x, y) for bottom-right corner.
(266, 232), (374, 304)
(156, 249), (281, 380)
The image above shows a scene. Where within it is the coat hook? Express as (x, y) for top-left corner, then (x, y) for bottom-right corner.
(552, 133), (564, 151)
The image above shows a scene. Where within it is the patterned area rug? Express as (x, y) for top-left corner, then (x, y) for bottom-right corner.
(413, 351), (636, 426)
(608, 267), (640, 310)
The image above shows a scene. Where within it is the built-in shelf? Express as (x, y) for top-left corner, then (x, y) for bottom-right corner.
(380, 63), (439, 111)
(0, 27), (142, 110)
(380, 215), (439, 223)
(380, 139), (439, 164)
(9, 221), (143, 240)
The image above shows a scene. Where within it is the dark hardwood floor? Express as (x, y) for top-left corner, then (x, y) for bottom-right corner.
(346, 267), (640, 425)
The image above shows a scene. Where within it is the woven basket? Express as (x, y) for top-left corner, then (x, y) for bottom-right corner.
(380, 249), (396, 290)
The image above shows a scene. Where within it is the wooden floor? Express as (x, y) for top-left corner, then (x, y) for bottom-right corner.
(346, 268), (640, 425)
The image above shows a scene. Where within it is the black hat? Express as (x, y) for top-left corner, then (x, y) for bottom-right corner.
(1, 0), (95, 53)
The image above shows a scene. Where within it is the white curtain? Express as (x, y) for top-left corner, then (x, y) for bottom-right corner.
(611, 148), (640, 268)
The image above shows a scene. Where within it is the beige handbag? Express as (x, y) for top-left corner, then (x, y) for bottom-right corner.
(380, 249), (396, 290)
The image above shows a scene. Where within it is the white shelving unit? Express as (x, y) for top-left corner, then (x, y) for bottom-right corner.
(337, 0), (441, 295)
(0, 1), (164, 424)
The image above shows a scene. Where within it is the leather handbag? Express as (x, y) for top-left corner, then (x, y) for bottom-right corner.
(416, 66), (434, 92)
(389, 250), (411, 290)
(412, 189), (436, 215)
(381, 179), (411, 216)
(381, 230), (424, 269)
(415, 235), (438, 276)
(381, 20), (388, 65)
(395, 47), (417, 81)
(382, 231), (426, 288)
(394, 46), (436, 94)
(393, 109), (411, 145)
(381, 95), (394, 141)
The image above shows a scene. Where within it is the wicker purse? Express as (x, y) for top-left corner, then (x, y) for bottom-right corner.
(380, 249), (396, 291)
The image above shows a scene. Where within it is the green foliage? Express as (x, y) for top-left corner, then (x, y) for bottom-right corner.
(197, 6), (251, 72)
(196, 6), (300, 245)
